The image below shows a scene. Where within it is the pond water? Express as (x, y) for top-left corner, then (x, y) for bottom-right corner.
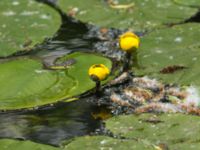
(0, 99), (104, 146)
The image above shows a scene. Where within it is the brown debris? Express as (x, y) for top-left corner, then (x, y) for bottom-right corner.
(180, 104), (200, 116)
(107, 0), (135, 9)
(132, 77), (165, 102)
(135, 103), (163, 114)
(109, 72), (129, 86)
(133, 77), (164, 90)
(134, 103), (182, 114)
(134, 103), (200, 116)
(166, 87), (188, 100)
(100, 28), (108, 34)
(159, 65), (187, 74)
(155, 143), (169, 150)
(110, 75), (200, 115)
(98, 27), (109, 40)
(110, 93), (133, 107)
(140, 116), (163, 124)
(124, 87), (153, 103)
(67, 7), (79, 17)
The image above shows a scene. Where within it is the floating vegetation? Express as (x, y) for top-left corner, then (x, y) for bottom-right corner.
(105, 75), (200, 115)
(0, 0), (61, 57)
(105, 113), (200, 149)
(58, 0), (198, 31)
(0, 139), (58, 150)
(135, 23), (200, 93)
(0, 52), (112, 110)
(173, 0), (200, 7)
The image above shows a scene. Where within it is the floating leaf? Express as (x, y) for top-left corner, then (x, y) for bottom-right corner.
(59, 52), (113, 97)
(0, 52), (112, 110)
(0, 0), (61, 57)
(106, 113), (200, 145)
(169, 142), (200, 150)
(134, 23), (200, 89)
(63, 136), (154, 150)
(0, 139), (59, 150)
(173, 0), (200, 7)
(58, 0), (198, 31)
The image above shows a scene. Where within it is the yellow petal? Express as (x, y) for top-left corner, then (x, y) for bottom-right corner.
(119, 31), (140, 52)
(88, 64), (110, 81)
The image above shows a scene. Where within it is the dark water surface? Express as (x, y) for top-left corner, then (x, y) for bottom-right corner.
(0, 99), (104, 146)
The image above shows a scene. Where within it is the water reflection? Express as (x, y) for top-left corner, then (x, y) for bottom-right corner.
(0, 99), (102, 146)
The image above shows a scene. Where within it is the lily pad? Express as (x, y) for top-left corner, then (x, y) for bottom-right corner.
(57, 52), (113, 96)
(170, 142), (200, 150)
(63, 136), (154, 150)
(0, 0), (61, 57)
(0, 139), (59, 150)
(134, 23), (200, 89)
(0, 52), (112, 110)
(173, 0), (200, 7)
(58, 0), (198, 31)
(106, 113), (200, 146)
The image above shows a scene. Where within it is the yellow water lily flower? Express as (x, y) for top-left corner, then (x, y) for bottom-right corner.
(89, 64), (110, 81)
(119, 31), (140, 52)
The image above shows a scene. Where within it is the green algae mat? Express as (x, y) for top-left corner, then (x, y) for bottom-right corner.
(0, 0), (61, 57)
(58, 0), (198, 31)
(0, 52), (112, 110)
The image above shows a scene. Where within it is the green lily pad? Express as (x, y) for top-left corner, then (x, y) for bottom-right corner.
(0, 0), (61, 57)
(0, 52), (112, 110)
(170, 142), (200, 150)
(63, 136), (155, 150)
(106, 113), (200, 145)
(58, 52), (113, 96)
(58, 0), (197, 31)
(1, 135), (199, 150)
(134, 23), (200, 88)
(0, 139), (59, 150)
(173, 0), (200, 7)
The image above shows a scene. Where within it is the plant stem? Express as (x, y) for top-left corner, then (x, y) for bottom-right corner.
(95, 81), (101, 96)
(123, 52), (132, 71)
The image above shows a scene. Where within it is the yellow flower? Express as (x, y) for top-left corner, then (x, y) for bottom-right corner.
(119, 31), (140, 52)
(88, 64), (110, 81)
